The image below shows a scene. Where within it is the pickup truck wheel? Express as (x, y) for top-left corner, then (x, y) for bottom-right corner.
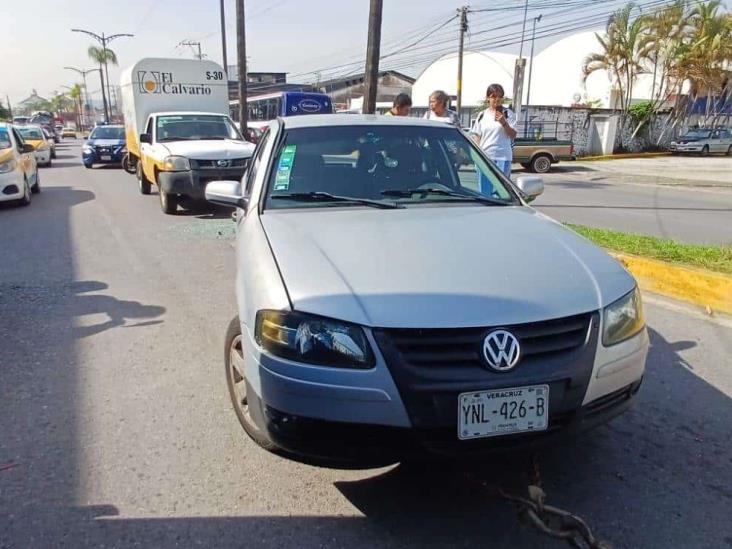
(530, 154), (552, 174)
(700, 145), (709, 157)
(159, 187), (178, 214)
(136, 162), (151, 195)
(225, 317), (277, 451)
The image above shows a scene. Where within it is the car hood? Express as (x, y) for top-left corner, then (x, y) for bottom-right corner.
(0, 149), (13, 163)
(261, 206), (636, 328)
(160, 139), (255, 160)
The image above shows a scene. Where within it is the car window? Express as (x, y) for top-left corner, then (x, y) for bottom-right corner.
(89, 126), (125, 140)
(264, 125), (516, 209)
(12, 129), (25, 152)
(245, 128), (270, 196)
(0, 128), (11, 150)
(712, 130), (720, 138)
(145, 118), (154, 138)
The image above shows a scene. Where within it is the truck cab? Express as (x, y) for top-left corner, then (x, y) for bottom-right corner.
(136, 111), (254, 213)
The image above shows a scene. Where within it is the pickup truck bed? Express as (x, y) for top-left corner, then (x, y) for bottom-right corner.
(513, 139), (575, 173)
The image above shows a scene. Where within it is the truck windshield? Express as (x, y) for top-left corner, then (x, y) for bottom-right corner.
(156, 115), (243, 142)
(89, 126), (125, 140)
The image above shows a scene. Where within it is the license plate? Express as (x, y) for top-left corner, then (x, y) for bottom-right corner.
(458, 385), (549, 440)
(101, 155), (112, 161)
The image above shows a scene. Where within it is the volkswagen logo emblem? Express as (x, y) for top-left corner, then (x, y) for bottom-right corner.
(217, 159), (230, 168)
(482, 330), (521, 372)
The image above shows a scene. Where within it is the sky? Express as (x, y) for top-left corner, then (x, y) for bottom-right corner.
(1, 0), (626, 108)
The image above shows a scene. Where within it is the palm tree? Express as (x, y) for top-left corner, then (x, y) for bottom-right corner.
(68, 84), (84, 129)
(582, 3), (648, 121)
(87, 46), (117, 121)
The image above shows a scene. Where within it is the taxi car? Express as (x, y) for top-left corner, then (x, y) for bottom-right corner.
(204, 115), (648, 463)
(62, 127), (78, 139)
(17, 125), (53, 167)
(0, 123), (40, 206)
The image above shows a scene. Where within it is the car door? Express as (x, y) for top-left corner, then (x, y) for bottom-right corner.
(11, 128), (33, 181)
(141, 116), (157, 182)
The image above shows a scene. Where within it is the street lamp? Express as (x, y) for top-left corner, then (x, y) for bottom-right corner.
(71, 28), (133, 121)
(64, 66), (96, 129)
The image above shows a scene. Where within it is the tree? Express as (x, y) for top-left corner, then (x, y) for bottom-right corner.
(87, 46), (117, 121)
(0, 100), (10, 120)
(68, 84), (84, 129)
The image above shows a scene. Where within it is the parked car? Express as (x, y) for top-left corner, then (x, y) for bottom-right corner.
(16, 125), (52, 167)
(669, 127), (732, 156)
(82, 124), (126, 168)
(0, 123), (40, 206)
(205, 115), (648, 463)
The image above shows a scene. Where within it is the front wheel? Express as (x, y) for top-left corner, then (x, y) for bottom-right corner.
(225, 317), (277, 451)
(530, 154), (552, 173)
(700, 145), (709, 157)
(727, 145), (732, 156)
(136, 162), (151, 195)
(31, 171), (41, 194)
(18, 178), (31, 207)
(158, 186), (178, 214)
(51, 149), (56, 159)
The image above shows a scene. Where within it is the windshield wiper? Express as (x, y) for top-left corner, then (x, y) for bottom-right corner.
(271, 192), (401, 209)
(381, 187), (510, 206)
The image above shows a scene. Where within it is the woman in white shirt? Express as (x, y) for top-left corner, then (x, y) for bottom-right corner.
(469, 84), (517, 180)
(423, 90), (461, 126)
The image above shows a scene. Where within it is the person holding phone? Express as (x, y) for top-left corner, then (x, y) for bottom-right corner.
(470, 83), (517, 181)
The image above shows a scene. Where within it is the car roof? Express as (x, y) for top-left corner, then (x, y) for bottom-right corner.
(150, 111), (229, 117)
(281, 114), (455, 130)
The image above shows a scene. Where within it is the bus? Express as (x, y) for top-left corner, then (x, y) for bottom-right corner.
(229, 91), (333, 125)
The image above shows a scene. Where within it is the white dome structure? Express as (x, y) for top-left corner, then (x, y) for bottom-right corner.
(411, 30), (668, 108)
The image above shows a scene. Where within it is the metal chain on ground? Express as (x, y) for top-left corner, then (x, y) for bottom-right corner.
(466, 454), (611, 549)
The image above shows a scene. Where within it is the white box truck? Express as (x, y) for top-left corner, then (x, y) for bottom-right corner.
(120, 58), (255, 214)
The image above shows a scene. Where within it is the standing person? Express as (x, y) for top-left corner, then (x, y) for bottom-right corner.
(470, 83), (517, 180)
(384, 93), (412, 116)
(423, 90), (460, 126)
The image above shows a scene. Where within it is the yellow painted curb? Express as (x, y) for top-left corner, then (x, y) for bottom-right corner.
(579, 152), (671, 161)
(612, 253), (732, 315)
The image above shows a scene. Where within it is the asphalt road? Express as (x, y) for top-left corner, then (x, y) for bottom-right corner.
(1, 142), (731, 549)
(530, 158), (732, 246)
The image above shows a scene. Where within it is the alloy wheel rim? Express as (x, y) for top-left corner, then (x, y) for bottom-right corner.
(229, 335), (248, 414)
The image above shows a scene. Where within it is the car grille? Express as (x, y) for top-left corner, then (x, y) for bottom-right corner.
(190, 158), (248, 169)
(380, 312), (592, 369)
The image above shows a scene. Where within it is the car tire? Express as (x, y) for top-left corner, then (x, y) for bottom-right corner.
(18, 178), (31, 207)
(520, 162), (531, 170)
(727, 145), (732, 156)
(530, 154), (552, 173)
(700, 145), (709, 157)
(31, 171), (41, 194)
(158, 187), (178, 214)
(225, 316), (278, 451)
(51, 149), (56, 159)
(136, 162), (151, 195)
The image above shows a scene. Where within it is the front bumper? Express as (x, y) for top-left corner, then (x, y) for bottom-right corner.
(241, 314), (647, 462)
(670, 144), (702, 152)
(158, 167), (246, 199)
(82, 147), (125, 165)
(0, 171), (24, 202)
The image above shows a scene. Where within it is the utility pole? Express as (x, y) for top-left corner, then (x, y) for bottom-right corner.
(525, 15), (541, 110)
(236, 0), (248, 129)
(456, 6), (468, 118)
(513, 0), (529, 120)
(220, 0), (228, 76)
(6, 95), (12, 119)
(71, 29), (133, 122)
(518, 0), (529, 59)
(363, 0), (383, 114)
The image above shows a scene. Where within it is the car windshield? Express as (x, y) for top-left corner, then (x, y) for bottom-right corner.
(156, 115), (242, 142)
(265, 125), (517, 209)
(682, 130), (711, 139)
(0, 129), (11, 149)
(17, 127), (44, 140)
(89, 126), (125, 140)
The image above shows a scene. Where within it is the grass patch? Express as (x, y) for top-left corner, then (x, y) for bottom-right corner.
(567, 224), (732, 275)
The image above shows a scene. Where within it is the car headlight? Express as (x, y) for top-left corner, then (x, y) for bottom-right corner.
(162, 156), (190, 171)
(602, 287), (645, 346)
(82, 146), (93, 154)
(255, 310), (374, 368)
(0, 160), (17, 173)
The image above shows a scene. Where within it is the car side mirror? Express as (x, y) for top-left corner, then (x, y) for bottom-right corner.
(22, 143), (35, 153)
(515, 175), (544, 202)
(205, 180), (248, 209)
(140, 133), (152, 144)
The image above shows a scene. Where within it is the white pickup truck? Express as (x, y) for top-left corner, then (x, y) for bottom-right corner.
(120, 58), (254, 214)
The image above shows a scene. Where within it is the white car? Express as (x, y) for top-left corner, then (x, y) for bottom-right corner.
(0, 123), (40, 206)
(205, 115), (648, 463)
